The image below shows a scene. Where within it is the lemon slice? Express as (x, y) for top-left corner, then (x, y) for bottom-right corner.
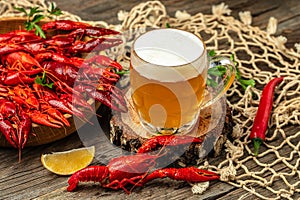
(41, 146), (95, 175)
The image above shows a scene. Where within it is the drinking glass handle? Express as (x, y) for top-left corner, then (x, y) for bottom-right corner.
(201, 55), (236, 108)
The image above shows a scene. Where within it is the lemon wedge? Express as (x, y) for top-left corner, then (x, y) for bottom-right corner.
(41, 146), (95, 175)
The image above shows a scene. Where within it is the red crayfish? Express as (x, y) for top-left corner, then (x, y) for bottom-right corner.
(0, 20), (126, 160)
(0, 99), (31, 159)
(67, 135), (220, 194)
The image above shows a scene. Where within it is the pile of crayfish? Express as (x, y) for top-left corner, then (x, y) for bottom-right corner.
(0, 20), (126, 160)
(67, 135), (220, 194)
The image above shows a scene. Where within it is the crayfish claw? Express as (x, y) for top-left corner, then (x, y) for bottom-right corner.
(0, 99), (21, 148)
(17, 108), (32, 149)
(0, 100), (32, 161)
(141, 166), (219, 186)
(0, 119), (18, 148)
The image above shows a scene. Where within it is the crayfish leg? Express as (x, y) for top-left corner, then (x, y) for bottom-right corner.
(45, 108), (70, 127)
(137, 135), (203, 153)
(29, 110), (62, 128)
(103, 176), (144, 195)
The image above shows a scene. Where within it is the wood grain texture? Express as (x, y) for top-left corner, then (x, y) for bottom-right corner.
(0, 0), (299, 200)
(54, 0), (299, 49)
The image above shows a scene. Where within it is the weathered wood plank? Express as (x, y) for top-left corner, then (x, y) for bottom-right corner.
(55, 0), (300, 47)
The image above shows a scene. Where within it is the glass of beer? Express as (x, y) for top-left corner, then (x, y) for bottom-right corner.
(130, 28), (235, 135)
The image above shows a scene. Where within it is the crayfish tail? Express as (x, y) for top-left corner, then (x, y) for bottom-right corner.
(67, 166), (109, 192)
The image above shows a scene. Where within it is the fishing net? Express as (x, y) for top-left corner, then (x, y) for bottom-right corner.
(1, 0), (299, 199)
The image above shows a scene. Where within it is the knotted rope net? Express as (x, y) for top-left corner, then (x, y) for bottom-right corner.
(1, 0), (299, 199)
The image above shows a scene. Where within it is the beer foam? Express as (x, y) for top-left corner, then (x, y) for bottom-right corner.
(132, 49), (207, 82)
(136, 48), (188, 66)
(132, 29), (207, 82)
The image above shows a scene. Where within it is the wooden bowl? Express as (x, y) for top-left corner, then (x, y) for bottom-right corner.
(0, 17), (99, 147)
(0, 17), (32, 33)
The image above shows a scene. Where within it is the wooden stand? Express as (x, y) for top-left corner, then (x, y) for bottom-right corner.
(109, 95), (234, 166)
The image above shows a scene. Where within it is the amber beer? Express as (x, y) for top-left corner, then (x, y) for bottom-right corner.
(130, 59), (207, 129)
(130, 29), (208, 134)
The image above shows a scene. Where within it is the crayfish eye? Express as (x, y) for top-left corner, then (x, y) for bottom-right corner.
(43, 44), (48, 48)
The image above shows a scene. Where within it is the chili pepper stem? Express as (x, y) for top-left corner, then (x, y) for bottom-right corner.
(253, 138), (262, 156)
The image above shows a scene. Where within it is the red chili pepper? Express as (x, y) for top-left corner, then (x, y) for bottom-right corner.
(250, 77), (284, 156)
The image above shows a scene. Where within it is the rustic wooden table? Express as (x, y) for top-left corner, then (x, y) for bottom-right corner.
(0, 0), (299, 199)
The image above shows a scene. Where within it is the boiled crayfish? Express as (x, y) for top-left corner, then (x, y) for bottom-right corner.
(67, 135), (220, 194)
(0, 20), (126, 161)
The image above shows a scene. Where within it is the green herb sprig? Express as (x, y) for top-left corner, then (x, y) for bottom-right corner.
(207, 50), (226, 88)
(115, 69), (130, 75)
(14, 2), (62, 38)
(207, 50), (255, 90)
(35, 71), (54, 88)
(230, 54), (255, 90)
(47, 2), (62, 17)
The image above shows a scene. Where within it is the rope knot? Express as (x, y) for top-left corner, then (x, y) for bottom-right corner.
(267, 17), (278, 35)
(225, 140), (243, 160)
(295, 43), (300, 54)
(274, 35), (287, 50)
(117, 10), (129, 22)
(212, 3), (231, 17)
(175, 10), (191, 21)
(220, 162), (236, 181)
(239, 11), (252, 25)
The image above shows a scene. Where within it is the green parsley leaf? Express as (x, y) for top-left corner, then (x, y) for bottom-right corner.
(35, 76), (43, 85)
(25, 21), (34, 30)
(166, 23), (171, 28)
(208, 50), (216, 57)
(206, 78), (218, 88)
(35, 71), (54, 88)
(115, 69), (129, 75)
(14, 7), (27, 15)
(207, 51), (255, 90)
(14, 2), (62, 38)
(32, 14), (45, 23)
(208, 65), (227, 77)
(34, 24), (46, 38)
(239, 79), (256, 90)
(28, 7), (42, 18)
(48, 2), (62, 16)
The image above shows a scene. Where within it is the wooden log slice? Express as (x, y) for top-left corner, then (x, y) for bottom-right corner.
(109, 89), (234, 166)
